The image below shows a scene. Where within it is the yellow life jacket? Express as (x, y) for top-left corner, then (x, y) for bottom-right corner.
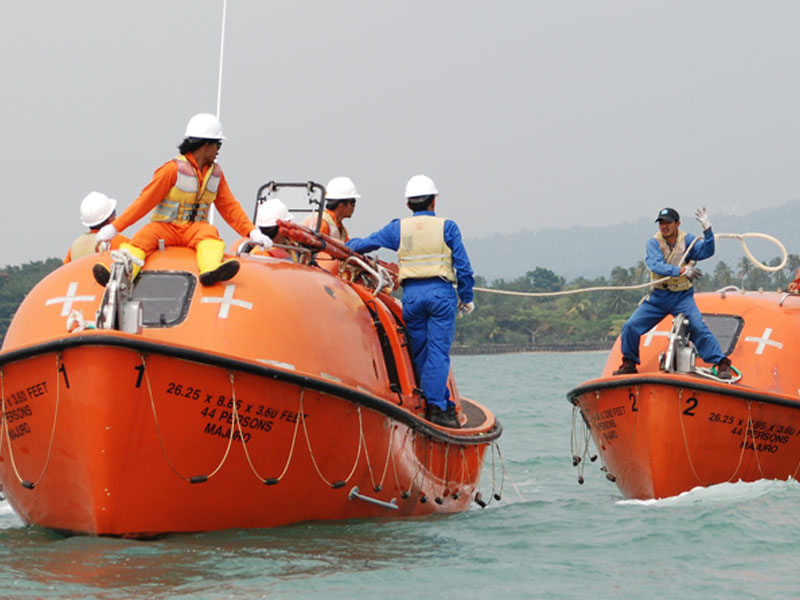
(397, 215), (455, 283)
(151, 156), (221, 224)
(650, 230), (692, 291)
(69, 232), (98, 261)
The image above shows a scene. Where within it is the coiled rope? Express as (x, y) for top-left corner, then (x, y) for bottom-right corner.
(474, 231), (788, 298)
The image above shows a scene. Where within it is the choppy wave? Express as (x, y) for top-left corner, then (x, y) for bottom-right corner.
(618, 477), (800, 507)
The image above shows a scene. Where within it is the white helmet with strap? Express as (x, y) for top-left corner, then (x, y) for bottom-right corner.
(80, 191), (117, 227)
(184, 113), (226, 140)
(405, 174), (438, 199)
(256, 198), (294, 228)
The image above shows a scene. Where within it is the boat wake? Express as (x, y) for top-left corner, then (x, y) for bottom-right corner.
(617, 477), (800, 507)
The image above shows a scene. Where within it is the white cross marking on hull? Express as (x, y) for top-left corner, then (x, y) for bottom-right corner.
(44, 282), (96, 316)
(743, 327), (783, 355)
(200, 284), (253, 319)
(643, 327), (671, 346)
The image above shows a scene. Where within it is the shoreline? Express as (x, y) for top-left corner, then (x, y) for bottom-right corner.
(451, 342), (613, 356)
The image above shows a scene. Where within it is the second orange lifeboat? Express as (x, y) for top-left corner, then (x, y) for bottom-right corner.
(568, 287), (800, 500)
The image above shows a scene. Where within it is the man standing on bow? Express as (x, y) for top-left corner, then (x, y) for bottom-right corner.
(346, 175), (475, 428)
(614, 207), (732, 379)
(93, 113), (271, 286)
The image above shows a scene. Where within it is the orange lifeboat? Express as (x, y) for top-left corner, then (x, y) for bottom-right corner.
(0, 182), (500, 537)
(568, 287), (800, 500)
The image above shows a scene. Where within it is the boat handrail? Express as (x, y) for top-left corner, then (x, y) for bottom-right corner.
(254, 181), (326, 234)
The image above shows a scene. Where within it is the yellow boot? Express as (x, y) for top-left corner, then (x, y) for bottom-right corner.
(197, 239), (240, 286)
(92, 243), (146, 287)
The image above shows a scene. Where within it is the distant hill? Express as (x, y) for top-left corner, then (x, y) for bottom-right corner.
(465, 201), (800, 282)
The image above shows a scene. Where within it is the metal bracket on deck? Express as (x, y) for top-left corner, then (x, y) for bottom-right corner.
(348, 486), (398, 510)
(659, 312), (742, 383)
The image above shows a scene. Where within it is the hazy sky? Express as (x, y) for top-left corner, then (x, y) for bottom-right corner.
(2, 1), (799, 267)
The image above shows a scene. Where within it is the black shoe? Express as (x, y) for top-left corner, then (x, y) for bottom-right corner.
(612, 358), (638, 376)
(445, 404), (462, 429)
(425, 403), (460, 428)
(199, 260), (240, 286)
(93, 263), (110, 287)
(715, 357), (733, 380)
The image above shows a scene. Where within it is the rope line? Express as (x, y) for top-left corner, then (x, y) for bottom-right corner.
(570, 405), (593, 481)
(495, 443), (525, 501)
(376, 421), (395, 489)
(439, 443), (450, 500)
(359, 412), (378, 490)
(300, 393), (363, 487)
(745, 404), (765, 478)
(270, 389), (305, 482)
(677, 388), (708, 487)
(610, 386), (640, 483)
(722, 403), (753, 484)
(230, 374), (304, 484)
(389, 428), (410, 493)
(0, 369), (28, 485)
(474, 231), (787, 297)
(404, 432), (422, 497)
(142, 354), (236, 482)
(0, 357), (62, 489)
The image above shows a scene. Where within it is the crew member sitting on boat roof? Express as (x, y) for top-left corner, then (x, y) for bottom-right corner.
(613, 207), (733, 379)
(346, 175), (475, 428)
(239, 198), (298, 261)
(301, 176), (359, 242)
(64, 191), (129, 263)
(92, 113), (272, 286)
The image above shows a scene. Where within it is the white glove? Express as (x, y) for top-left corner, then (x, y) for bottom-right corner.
(249, 228), (273, 248)
(457, 301), (475, 316)
(683, 264), (701, 282)
(95, 223), (118, 244)
(695, 207), (711, 230)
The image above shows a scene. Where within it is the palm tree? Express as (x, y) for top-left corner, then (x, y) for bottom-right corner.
(737, 257), (752, 289)
(713, 261), (735, 288)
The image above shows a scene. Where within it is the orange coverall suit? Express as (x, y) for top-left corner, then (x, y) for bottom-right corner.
(114, 154), (255, 255)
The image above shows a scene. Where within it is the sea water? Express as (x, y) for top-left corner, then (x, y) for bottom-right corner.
(0, 352), (798, 599)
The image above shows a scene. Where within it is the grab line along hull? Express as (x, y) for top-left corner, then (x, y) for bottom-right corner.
(567, 290), (800, 499)
(0, 246), (500, 536)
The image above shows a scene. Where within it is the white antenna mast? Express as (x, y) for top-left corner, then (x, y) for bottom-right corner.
(210, 0), (228, 226)
(216, 0), (228, 119)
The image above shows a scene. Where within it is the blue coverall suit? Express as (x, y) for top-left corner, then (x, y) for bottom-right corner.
(346, 211), (474, 410)
(620, 227), (726, 365)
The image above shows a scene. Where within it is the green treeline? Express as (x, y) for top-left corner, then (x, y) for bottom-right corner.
(0, 255), (798, 349)
(0, 259), (63, 342)
(453, 255), (800, 349)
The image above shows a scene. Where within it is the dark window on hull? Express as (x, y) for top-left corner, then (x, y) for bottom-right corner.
(694, 314), (744, 356)
(131, 272), (195, 327)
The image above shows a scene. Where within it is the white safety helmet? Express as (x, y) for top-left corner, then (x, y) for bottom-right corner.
(256, 198), (294, 228)
(325, 176), (361, 201)
(405, 174), (438, 199)
(184, 113), (226, 140)
(80, 191), (117, 228)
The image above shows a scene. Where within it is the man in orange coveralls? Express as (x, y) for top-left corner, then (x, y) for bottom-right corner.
(300, 176), (359, 242)
(93, 113), (272, 286)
